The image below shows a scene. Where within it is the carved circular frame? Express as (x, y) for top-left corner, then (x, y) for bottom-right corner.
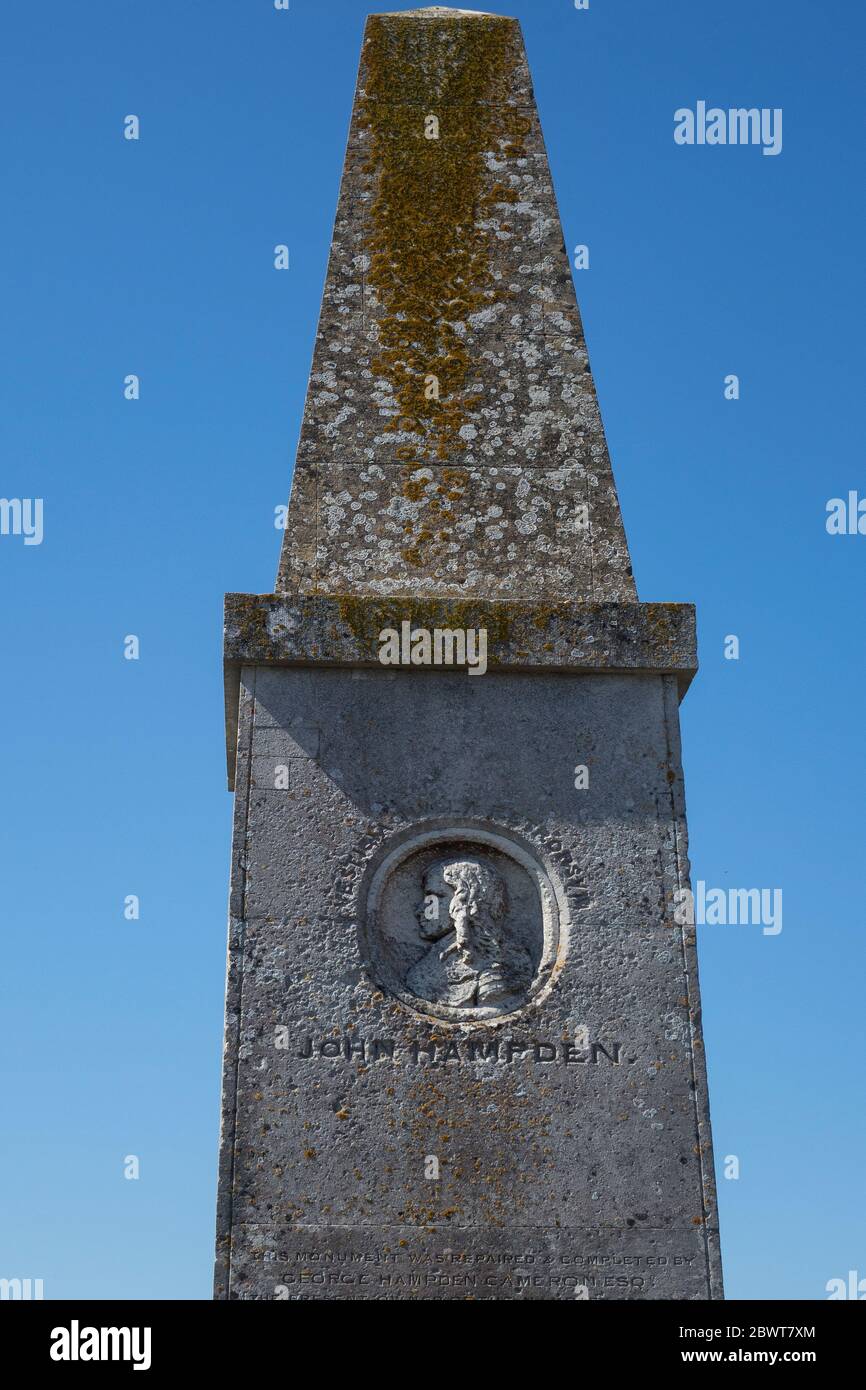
(357, 818), (570, 1024)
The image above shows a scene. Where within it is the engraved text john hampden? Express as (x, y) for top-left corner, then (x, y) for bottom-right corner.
(295, 1035), (627, 1065)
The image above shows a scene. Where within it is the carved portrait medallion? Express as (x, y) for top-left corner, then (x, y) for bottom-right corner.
(360, 824), (566, 1021)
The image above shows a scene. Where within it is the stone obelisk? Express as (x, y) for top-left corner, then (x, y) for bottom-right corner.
(214, 6), (722, 1300)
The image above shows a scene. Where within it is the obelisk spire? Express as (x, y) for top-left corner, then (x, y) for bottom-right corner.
(277, 6), (635, 602)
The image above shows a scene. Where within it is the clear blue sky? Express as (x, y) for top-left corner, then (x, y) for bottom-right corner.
(1, 0), (863, 1301)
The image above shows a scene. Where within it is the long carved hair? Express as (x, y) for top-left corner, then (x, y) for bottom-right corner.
(442, 858), (507, 954)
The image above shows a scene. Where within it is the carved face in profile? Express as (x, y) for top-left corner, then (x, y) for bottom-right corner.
(406, 855), (528, 1009)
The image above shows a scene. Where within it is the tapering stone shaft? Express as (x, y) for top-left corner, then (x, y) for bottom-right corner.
(277, 8), (635, 601)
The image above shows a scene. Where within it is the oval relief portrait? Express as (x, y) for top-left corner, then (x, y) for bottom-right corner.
(360, 825), (565, 1022)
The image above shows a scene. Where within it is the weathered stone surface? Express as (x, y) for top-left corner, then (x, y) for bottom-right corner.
(215, 667), (721, 1299)
(214, 5), (722, 1301)
(275, 6), (634, 601)
(224, 594), (695, 674)
(222, 594), (697, 787)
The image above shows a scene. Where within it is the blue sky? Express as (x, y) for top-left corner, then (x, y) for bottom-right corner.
(1, 0), (864, 1300)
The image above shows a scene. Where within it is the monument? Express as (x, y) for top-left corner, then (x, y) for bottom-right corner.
(214, 6), (723, 1300)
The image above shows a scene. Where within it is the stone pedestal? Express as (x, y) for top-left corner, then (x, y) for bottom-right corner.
(214, 601), (722, 1299)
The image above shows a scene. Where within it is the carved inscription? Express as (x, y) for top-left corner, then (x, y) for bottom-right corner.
(271, 1247), (699, 1298)
(295, 1035), (627, 1064)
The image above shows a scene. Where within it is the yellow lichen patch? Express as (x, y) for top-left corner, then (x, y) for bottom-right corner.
(358, 15), (527, 461)
(230, 594), (275, 655)
(397, 464), (470, 567)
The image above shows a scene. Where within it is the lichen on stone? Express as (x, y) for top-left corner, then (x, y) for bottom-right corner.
(358, 14), (528, 464)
